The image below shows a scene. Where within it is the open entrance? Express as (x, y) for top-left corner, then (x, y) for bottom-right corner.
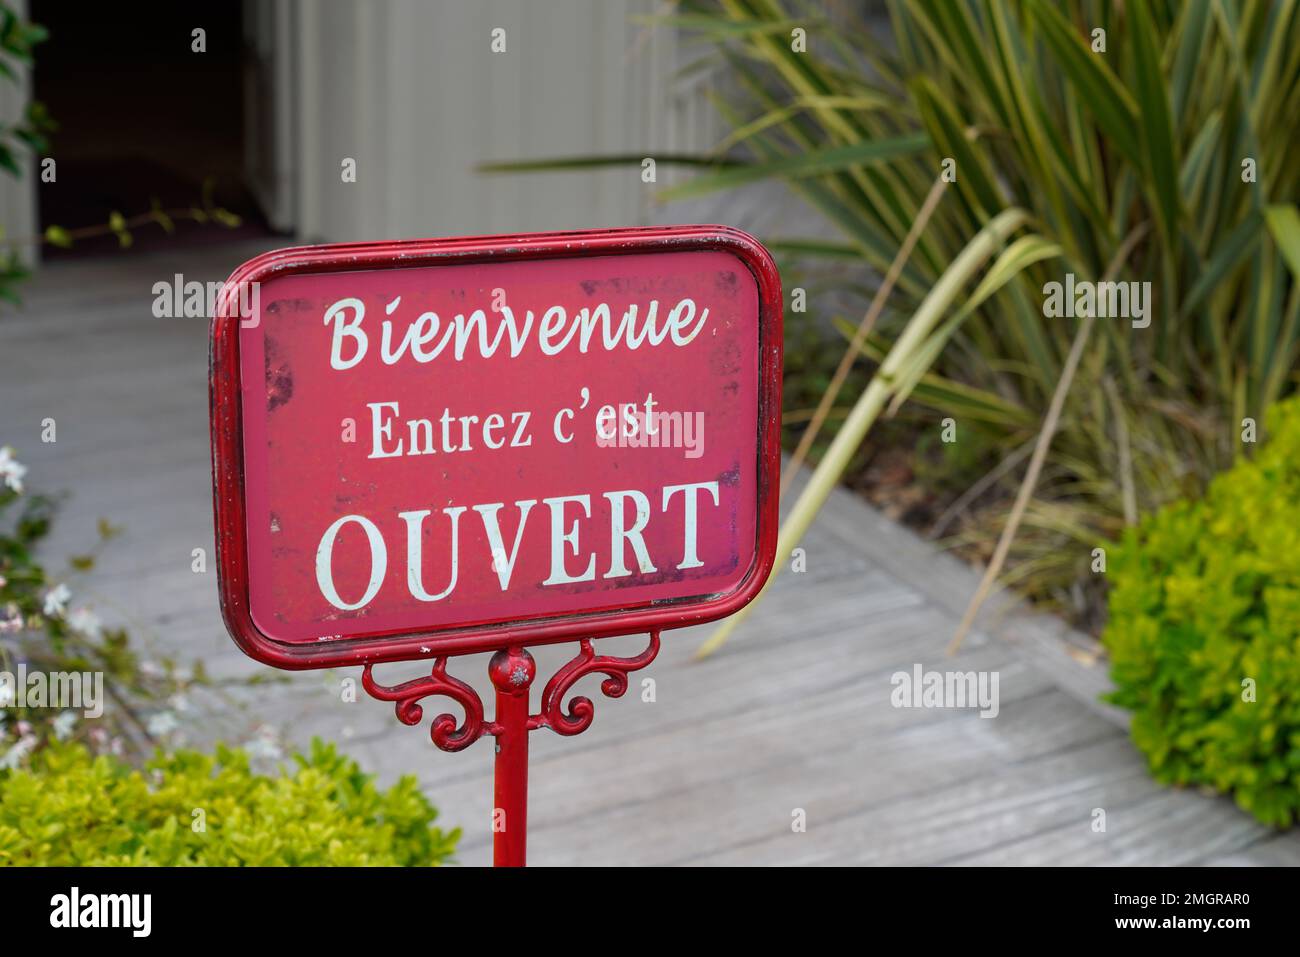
(30, 1), (286, 257)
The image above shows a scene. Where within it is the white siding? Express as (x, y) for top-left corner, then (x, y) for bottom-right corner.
(0, 0), (37, 267)
(289, 0), (720, 243)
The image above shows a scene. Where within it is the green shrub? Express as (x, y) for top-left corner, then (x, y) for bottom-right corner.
(0, 738), (459, 865)
(1105, 396), (1300, 826)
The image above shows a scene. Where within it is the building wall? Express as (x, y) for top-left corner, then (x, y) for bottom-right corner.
(286, 0), (719, 244)
(0, 0), (36, 267)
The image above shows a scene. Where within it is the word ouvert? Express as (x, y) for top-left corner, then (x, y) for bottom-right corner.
(315, 480), (722, 611)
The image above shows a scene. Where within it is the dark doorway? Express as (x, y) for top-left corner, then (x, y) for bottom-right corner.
(30, 1), (274, 257)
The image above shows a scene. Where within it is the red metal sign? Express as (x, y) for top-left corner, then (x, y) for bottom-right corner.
(209, 225), (782, 865)
(211, 226), (781, 668)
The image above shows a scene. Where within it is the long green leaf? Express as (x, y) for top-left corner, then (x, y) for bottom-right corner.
(1183, 209), (1265, 315)
(657, 132), (930, 202)
(476, 154), (742, 174)
(1030, 0), (1142, 165)
(697, 208), (1031, 658)
(1130, 0), (1182, 244)
(1264, 204), (1300, 280)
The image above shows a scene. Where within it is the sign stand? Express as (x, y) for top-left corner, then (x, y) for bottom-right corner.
(210, 226), (781, 868)
(362, 632), (661, 866)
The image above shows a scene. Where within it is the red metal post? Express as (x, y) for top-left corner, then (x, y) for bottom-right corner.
(488, 647), (536, 867)
(362, 632), (660, 865)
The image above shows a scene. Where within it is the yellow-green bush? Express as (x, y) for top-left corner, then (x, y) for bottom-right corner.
(0, 738), (459, 865)
(1105, 396), (1300, 826)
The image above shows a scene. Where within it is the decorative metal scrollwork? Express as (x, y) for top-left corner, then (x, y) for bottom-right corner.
(361, 631), (661, 749)
(533, 630), (661, 736)
(361, 658), (486, 752)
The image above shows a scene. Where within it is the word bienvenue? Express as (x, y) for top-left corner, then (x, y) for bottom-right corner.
(324, 294), (710, 369)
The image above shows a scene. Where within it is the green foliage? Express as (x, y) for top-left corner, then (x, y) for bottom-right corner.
(1, 451), (223, 763)
(0, 4), (52, 172)
(5, 449), (287, 845)
(780, 319), (869, 457)
(657, 0), (1300, 619)
(2, 457), (458, 861)
(0, 738), (459, 865)
(0, 3), (49, 307)
(1105, 396), (1300, 826)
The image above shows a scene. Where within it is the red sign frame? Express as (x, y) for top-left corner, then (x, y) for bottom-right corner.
(210, 225), (782, 671)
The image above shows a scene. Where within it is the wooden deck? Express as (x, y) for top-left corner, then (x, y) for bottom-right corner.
(3, 240), (1297, 866)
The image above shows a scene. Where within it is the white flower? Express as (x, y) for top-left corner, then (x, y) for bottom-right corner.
(0, 447), (26, 494)
(139, 660), (165, 679)
(66, 606), (103, 639)
(244, 725), (283, 761)
(51, 710), (78, 741)
(146, 711), (179, 737)
(0, 677), (13, 708)
(0, 734), (37, 770)
(0, 603), (22, 633)
(43, 583), (71, 618)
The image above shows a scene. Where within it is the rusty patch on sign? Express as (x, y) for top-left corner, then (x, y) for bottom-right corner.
(264, 336), (295, 411)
